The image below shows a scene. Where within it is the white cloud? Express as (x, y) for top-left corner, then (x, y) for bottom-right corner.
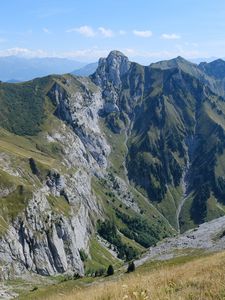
(161, 33), (181, 40)
(66, 25), (115, 38)
(133, 30), (152, 38)
(98, 27), (114, 37)
(43, 27), (51, 34)
(0, 47), (49, 58)
(66, 25), (96, 37)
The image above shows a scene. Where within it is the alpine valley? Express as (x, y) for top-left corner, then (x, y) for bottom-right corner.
(1, 50), (225, 295)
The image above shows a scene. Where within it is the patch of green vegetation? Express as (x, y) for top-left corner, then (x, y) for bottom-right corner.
(79, 248), (88, 262)
(17, 276), (97, 300)
(105, 112), (125, 134)
(0, 130), (56, 168)
(215, 152), (225, 178)
(47, 195), (71, 216)
(5, 278), (49, 300)
(129, 186), (176, 236)
(99, 119), (127, 180)
(0, 79), (51, 135)
(119, 233), (145, 253)
(97, 219), (139, 261)
(115, 209), (163, 247)
(92, 176), (174, 254)
(0, 184), (32, 235)
(137, 248), (207, 273)
(0, 169), (21, 189)
(206, 195), (225, 221)
(179, 194), (196, 233)
(84, 237), (121, 275)
(92, 176), (135, 229)
(155, 185), (182, 230)
(0, 75), (76, 178)
(35, 141), (64, 159)
(126, 88), (187, 203)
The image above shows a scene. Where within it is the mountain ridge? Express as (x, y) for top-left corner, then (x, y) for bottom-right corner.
(0, 50), (225, 281)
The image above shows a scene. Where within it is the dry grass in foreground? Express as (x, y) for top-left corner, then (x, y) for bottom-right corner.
(27, 251), (225, 300)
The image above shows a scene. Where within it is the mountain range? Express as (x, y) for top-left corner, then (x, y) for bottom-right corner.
(1, 50), (225, 281)
(72, 62), (98, 77)
(0, 56), (87, 82)
(1, 55), (223, 83)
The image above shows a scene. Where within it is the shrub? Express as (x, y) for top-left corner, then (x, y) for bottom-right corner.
(29, 158), (40, 176)
(95, 268), (106, 277)
(73, 273), (82, 279)
(127, 261), (135, 273)
(79, 249), (88, 262)
(107, 265), (114, 276)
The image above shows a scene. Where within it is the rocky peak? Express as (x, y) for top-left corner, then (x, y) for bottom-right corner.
(175, 55), (187, 62)
(92, 50), (131, 88)
(199, 58), (225, 79)
(106, 50), (128, 64)
(151, 56), (194, 71)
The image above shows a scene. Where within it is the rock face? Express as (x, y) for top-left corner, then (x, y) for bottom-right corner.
(50, 78), (110, 169)
(1, 51), (225, 279)
(0, 183), (93, 279)
(92, 51), (131, 114)
(93, 51), (131, 88)
(0, 75), (106, 279)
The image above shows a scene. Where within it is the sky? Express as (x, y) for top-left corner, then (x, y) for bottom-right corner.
(1, 0), (225, 63)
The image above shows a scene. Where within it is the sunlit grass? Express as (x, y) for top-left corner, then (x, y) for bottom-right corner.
(20, 251), (225, 300)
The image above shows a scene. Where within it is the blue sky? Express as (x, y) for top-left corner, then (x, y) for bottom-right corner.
(1, 0), (225, 63)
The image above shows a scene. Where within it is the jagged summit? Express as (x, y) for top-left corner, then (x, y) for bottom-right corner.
(150, 55), (196, 70)
(199, 58), (225, 79)
(200, 58), (225, 66)
(96, 50), (129, 69)
(175, 55), (189, 62)
(92, 50), (131, 88)
(107, 50), (128, 59)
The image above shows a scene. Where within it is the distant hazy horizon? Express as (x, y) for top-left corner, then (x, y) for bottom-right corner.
(0, 52), (222, 66)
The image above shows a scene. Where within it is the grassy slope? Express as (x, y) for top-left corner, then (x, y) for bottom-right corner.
(98, 119), (175, 235)
(92, 177), (148, 256)
(84, 237), (122, 275)
(17, 250), (225, 300)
